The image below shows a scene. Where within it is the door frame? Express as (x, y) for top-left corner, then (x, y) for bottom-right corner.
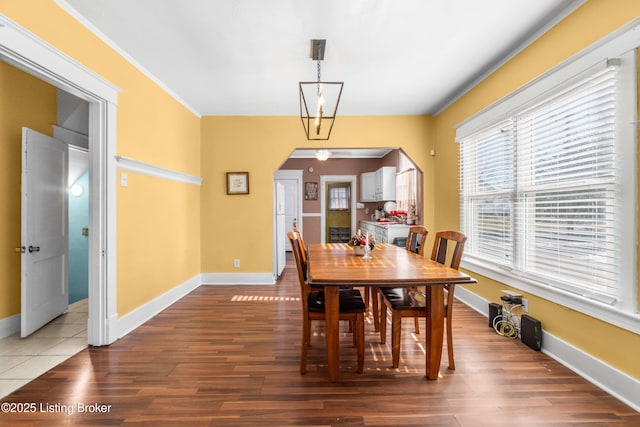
(320, 175), (357, 244)
(0, 16), (119, 345)
(273, 169), (303, 277)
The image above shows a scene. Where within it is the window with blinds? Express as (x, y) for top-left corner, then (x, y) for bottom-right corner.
(460, 120), (514, 266)
(515, 66), (618, 302)
(458, 49), (636, 319)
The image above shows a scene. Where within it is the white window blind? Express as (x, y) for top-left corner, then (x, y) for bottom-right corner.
(460, 120), (514, 266)
(515, 66), (618, 302)
(456, 23), (640, 333)
(459, 59), (633, 308)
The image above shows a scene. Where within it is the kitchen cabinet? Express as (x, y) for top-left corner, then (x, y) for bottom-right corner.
(360, 166), (396, 202)
(360, 172), (376, 202)
(375, 166), (396, 201)
(360, 221), (410, 244)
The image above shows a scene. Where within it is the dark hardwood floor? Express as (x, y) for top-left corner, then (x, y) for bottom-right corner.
(2, 256), (639, 426)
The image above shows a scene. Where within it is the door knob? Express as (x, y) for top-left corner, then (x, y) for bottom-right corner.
(28, 245), (40, 253)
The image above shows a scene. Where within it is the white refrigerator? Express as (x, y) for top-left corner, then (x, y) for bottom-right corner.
(275, 182), (286, 276)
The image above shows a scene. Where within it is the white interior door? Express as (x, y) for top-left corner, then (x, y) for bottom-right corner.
(281, 180), (300, 235)
(21, 127), (69, 337)
(274, 170), (303, 259)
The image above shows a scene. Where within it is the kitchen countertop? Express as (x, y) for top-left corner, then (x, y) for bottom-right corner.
(361, 220), (410, 228)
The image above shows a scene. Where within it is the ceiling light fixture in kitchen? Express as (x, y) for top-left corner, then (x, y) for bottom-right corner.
(315, 149), (331, 161)
(299, 39), (343, 140)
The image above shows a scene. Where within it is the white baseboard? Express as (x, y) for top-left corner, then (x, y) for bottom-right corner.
(0, 314), (20, 339)
(117, 274), (201, 339)
(201, 273), (275, 285)
(455, 286), (640, 412)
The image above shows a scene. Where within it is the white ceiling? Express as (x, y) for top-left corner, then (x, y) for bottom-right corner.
(61, 0), (583, 117)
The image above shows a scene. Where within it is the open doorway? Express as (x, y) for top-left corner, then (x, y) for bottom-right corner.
(320, 175), (357, 243)
(324, 181), (353, 243)
(273, 148), (423, 273)
(0, 15), (118, 347)
(273, 170), (303, 278)
(57, 90), (90, 308)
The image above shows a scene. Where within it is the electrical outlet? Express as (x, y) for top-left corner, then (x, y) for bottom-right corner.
(233, 259), (240, 268)
(522, 298), (529, 312)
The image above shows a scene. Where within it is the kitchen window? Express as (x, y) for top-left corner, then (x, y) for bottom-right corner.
(328, 183), (351, 211)
(456, 34), (637, 333)
(396, 152), (417, 216)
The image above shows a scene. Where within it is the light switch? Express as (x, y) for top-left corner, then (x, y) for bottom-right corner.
(121, 172), (128, 187)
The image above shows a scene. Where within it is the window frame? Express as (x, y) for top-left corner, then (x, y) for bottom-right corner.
(456, 22), (639, 334)
(327, 182), (351, 212)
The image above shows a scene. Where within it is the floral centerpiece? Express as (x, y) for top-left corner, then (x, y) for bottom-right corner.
(348, 229), (376, 255)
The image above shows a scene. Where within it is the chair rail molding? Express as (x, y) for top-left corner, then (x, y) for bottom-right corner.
(115, 155), (203, 185)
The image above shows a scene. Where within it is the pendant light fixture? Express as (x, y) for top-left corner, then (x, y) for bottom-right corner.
(299, 39), (343, 140)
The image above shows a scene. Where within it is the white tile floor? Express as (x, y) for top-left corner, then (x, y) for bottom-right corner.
(0, 299), (88, 398)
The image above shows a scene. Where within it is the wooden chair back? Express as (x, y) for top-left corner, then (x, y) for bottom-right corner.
(430, 230), (466, 269)
(288, 231), (309, 294)
(293, 227), (308, 266)
(406, 226), (429, 255)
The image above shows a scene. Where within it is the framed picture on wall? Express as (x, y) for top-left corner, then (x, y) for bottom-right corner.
(305, 182), (318, 200)
(226, 172), (249, 195)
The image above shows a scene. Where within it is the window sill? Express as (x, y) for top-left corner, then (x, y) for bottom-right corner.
(461, 256), (640, 335)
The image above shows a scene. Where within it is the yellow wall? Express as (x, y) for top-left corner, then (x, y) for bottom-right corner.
(0, 0), (202, 317)
(433, 0), (640, 379)
(0, 62), (57, 318)
(116, 172), (201, 315)
(200, 115), (434, 273)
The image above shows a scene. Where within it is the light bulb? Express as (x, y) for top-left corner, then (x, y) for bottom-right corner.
(315, 96), (324, 135)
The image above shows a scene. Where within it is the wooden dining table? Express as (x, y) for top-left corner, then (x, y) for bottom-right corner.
(307, 242), (476, 382)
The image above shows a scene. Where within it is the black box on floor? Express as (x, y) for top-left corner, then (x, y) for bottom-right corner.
(488, 302), (502, 328)
(521, 314), (542, 351)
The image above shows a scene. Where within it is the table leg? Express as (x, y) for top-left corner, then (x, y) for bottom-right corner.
(325, 286), (340, 382)
(425, 285), (445, 380)
(372, 288), (380, 332)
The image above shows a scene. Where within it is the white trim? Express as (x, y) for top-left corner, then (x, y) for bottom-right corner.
(0, 314), (20, 340)
(461, 258), (640, 335)
(102, 101), (119, 345)
(0, 14), (119, 103)
(201, 273), (275, 285)
(455, 286), (640, 413)
(543, 330), (640, 413)
(115, 155), (203, 186)
(55, 0), (201, 118)
(434, 0), (586, 115)
(117, 274), (201, 338)
(319, 174), (358, 244)
(53, 125), (88, 149)
(0, 14), (119, 346)
(456, 16), (640, 138)
(302, 212), (322, 217)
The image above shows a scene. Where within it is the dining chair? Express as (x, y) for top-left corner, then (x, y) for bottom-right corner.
(407, 226), (429, 333)
(406, 225), (429, 255)
(368, 225), (429, 332)
(378, 230), (466, 369)
(288, 231), (365, 374)
(293, 227), (307, 266)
